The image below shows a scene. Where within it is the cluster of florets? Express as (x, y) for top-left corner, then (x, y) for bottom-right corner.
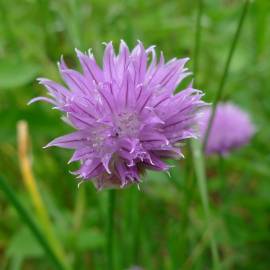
(30, 41), (206, 189)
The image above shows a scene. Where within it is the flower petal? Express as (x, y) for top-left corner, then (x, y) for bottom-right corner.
(45, 131), (88, 149)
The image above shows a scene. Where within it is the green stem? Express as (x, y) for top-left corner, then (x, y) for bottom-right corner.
(192, 1), (220, 268)
(193, 0), (203, 76)
(203, 0), (251, 151)
(73, 187), (86, 268)
(219, 155), (225, 183)
(107, 189), (116, 270)
(0, 176), (65, 270)
(218, 155), (227, 203)
(131, 187), (140, 264)
(191, 140), (220, 269)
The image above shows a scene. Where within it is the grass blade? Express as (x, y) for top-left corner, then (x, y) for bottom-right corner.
(203, 0), (251, 150)
(0, 175), (66, 270)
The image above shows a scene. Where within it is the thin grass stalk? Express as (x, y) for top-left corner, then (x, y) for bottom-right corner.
(0, 175), (65, 270)
(73, 186), (86, 268)
(74, 187), (86, 230)
(203, 0), (251, 151)
(191, 140), (220, 269)
(17, 121), (69, 270)
(107, 189), (116, 270)
(182, 226), (210, 270)
(192, 1), (221, 268)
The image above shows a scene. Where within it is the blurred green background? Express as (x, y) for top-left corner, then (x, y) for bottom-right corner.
(0, 0), (270, 269)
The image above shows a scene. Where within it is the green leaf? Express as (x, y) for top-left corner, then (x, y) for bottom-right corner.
(0, 57), (40, 89)
(6, 227), (44, 258)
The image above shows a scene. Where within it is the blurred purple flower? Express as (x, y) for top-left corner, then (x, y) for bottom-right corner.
(201, 102), (255, 155)
(30, 41), (205, 189)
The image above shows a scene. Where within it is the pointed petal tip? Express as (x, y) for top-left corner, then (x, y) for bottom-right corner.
(67, 159), (73, 164)
(120, 39), (130, 54)
(120, 39), (127, 45)
(77, 181), (84, 189)
(58, 55), (67, 70)
(42, 143), (51, 149)
(28, 96), (56, 105)
(69, 170), (77, 176)
(136, 39), (143, 46)
(27, 99), (34, 106)
(37, 77), (49, 83)
(102, 41), (113, 48)
(74, 47), (80, 53)
(43, 139), (60, 149)
(27, 97), (42, 106)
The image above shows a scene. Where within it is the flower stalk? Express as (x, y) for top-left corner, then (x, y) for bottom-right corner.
(191, 139), (220, 269)
(107, 189), (116, 270)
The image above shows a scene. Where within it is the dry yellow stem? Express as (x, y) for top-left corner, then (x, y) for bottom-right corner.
(17, 120), (69, 270)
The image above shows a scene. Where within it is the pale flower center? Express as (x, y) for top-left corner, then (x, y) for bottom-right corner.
(114, 111), (140, 136)
(88, 124), (111, 151)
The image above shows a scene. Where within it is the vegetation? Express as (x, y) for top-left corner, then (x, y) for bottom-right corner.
(0, 0), (269, 269)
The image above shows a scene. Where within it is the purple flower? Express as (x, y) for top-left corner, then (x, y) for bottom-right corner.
(30, 41), (205, 189)
(201, 102), (255, 155)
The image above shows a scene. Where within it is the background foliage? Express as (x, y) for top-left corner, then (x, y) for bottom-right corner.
(0, 0), (270, 269)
